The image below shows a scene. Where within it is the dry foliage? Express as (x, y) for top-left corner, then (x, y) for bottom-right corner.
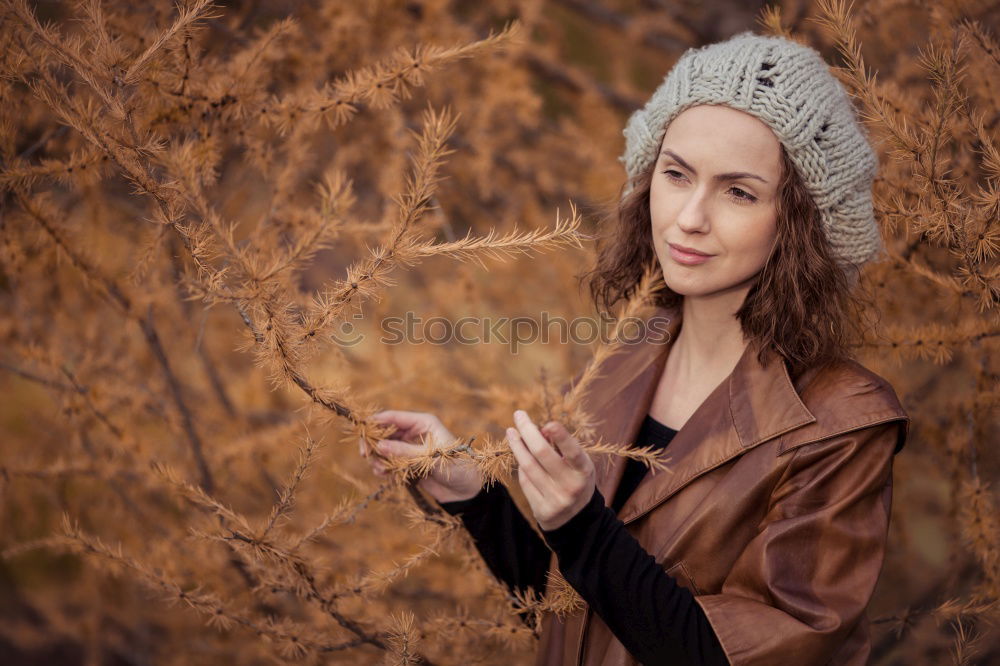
(0, 0), (997, 664)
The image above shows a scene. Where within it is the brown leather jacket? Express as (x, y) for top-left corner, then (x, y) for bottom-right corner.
(534, 305), (910, 666)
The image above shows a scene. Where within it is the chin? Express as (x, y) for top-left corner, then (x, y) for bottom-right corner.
(666, 284), (717, 298)
(661, 264), (754, 299)
(662, 274), (713, 297)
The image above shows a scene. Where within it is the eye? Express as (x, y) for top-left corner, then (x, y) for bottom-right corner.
(728, 186), (757, 204)
(662, 169), (759, 205)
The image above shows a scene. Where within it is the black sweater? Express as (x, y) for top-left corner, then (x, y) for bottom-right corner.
(438, 414), (729, 665)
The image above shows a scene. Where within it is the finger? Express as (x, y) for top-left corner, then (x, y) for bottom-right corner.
(369, 412), (410, 439)
(542, 421), (590, 471)
(372, 410), (429, 434)
(513, 410), (567, 477)
(376, 438), (428, 458)
(506, 426), (553, 495)
(516, 458), (545, 506)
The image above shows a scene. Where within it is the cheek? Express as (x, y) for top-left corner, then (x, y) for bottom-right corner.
(648, 185), (672, 232)
(728, 217), (777, 265)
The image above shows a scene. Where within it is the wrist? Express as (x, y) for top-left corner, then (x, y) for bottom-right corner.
(541, 487), (604, 536)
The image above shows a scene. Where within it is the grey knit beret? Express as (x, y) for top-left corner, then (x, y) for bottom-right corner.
(621, 30), (884, 270)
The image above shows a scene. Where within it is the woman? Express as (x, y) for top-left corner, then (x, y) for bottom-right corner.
(360, 31), (909, 665)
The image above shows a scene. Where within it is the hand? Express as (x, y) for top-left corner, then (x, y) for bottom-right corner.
(358, 410), (484, 504)
(506, 409), (596, 531)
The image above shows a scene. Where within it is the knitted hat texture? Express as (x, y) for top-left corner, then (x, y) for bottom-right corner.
(621, 30), (884, 269)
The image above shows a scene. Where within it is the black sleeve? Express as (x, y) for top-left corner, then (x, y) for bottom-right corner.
(540, 487), (729, 666)
(437, 482), (552, 606)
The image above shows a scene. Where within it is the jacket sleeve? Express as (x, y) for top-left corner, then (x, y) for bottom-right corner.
(694, 420), (902, 665)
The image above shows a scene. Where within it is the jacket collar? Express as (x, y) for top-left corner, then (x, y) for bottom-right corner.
(589, 303), (816, 525)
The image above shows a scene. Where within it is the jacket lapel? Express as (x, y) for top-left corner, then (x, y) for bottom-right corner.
(586, 306), (678, 511)
(586, 304), (817, 526)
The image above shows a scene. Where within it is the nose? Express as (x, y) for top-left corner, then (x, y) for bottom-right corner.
(675, 187), (711, 234)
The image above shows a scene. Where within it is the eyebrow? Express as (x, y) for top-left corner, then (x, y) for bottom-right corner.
(660, 149), (769, 184)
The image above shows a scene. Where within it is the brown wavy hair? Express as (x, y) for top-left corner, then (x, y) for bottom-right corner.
(578, 142), (879, 380)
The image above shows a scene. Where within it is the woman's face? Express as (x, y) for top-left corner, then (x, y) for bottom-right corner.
(649, 104), (783, 302)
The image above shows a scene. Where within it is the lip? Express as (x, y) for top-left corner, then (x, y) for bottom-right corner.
(668, 243), (714, 265)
